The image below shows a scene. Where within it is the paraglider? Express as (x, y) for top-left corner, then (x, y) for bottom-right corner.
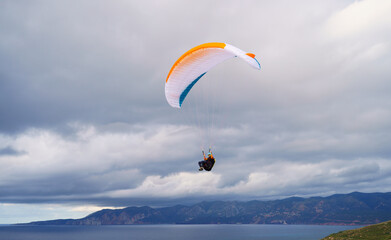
(165, 42), (260, 171)
(165, 42), (260, 108)
(198, 149), (215, 171)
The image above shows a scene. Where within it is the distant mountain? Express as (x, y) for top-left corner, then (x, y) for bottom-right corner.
(321, 220), (391, 240)
(26, 192), (391, 225)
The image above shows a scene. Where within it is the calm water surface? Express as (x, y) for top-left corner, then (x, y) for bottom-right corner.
(0, 224), (361, 240)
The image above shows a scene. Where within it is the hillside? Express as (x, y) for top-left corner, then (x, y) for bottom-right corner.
(26, 192), (391, 225)
(321, 220), (391, 240)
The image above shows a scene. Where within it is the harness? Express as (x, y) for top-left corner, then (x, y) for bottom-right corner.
(203, 156), (215, 171)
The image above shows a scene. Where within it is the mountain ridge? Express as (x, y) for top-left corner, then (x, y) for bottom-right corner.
(25, 192), (391, 225)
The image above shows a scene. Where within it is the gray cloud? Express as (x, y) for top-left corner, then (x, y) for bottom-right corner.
(0, 146), (25, 156)
(1, 0), (391, 223)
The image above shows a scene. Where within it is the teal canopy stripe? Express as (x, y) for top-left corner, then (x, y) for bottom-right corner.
(179, 72), (207, 107)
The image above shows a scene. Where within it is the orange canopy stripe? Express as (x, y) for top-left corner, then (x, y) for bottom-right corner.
(165, 42), (226, 82)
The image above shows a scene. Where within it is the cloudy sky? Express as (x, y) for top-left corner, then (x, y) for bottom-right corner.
(1, 0), (391, 224)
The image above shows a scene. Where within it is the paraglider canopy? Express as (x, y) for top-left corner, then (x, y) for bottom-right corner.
(165, 42), (260, 108)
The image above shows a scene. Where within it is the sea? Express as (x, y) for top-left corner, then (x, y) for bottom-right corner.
(0, 224), (361, 240)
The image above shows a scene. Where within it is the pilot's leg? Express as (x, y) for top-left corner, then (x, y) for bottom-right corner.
(198, 161), (204, 171)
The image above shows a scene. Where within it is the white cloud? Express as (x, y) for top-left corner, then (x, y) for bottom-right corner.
(0, 203), (115, 224)
(324, 0), (391, 40)
(0, 123), (198, 198)
(106, 172), (221, 198)
(94, 157), (391, 201)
